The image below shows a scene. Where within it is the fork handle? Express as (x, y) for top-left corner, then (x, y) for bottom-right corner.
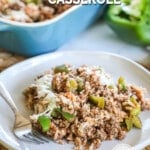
(0, 82), (18, 114)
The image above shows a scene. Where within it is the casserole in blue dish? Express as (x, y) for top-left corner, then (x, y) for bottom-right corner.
(0, 4), (105, 56)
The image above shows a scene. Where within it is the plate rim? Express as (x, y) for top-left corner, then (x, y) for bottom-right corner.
(0, 51), (150, 79)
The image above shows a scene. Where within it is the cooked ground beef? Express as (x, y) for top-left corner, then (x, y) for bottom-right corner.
(24, 64), (150, 150)
(0, 0), (72, 22)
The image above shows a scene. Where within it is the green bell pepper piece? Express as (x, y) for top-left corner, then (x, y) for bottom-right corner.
(88, 95), (105, 109)
(54, 64), (69, 73)
(105, 0), (150, 46)
(54, 108), (75, 122)
(38, 116), (51, 132)
(118, 76), (127, 91)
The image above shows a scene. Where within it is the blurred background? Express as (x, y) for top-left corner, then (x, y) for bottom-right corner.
(0, 0), (150, 70)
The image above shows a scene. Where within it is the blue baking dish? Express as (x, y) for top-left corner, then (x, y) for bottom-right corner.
(0, 4), (105, 56)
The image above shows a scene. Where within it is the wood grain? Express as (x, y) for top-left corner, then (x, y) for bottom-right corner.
(0, 49), (24, 72)
(0, 144), (8, 150)
(144, 145), (150, 150)
(139, 62), (150, 71)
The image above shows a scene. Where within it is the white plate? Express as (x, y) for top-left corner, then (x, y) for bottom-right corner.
(0, 51), (150, 150)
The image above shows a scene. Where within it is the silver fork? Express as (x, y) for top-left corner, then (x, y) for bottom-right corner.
(0, 82), (50, 144)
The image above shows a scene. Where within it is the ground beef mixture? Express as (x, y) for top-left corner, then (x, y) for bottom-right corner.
(0, 0), (72, 22)
(24, 64), (150, 150)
